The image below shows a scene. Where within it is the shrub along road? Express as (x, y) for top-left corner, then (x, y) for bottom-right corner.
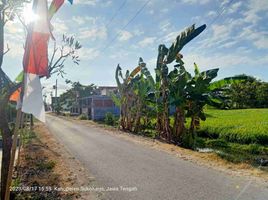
(46, 115), (268, 200)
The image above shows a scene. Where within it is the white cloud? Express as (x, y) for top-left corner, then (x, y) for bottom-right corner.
(243, 0), (268, 24)
(184, 52), (268, 72)
(75, 0), (112, 7)
(109, 49), (130, 59)
(254, 37), (268, 49)
(6, 20), (24, 35)
(228, 1), (242, 14)
(138, 37), (157, 47)
(237, 26), (268, 49)
(5, 41), (24, 59)
(196, 19), (241, 50)
(207, 11), (217, 17)
(160, 8), (169, 13)
(181, 0), (210, 5)
(52, 18), (69, 35)
(117, 30), (133, 41)
(75, 0), (98, 6)
(191, 16), (201, 23)
(243, 10), (260, 23)
(162, 31), (180, 43)
(79, 48), (100, 60)
(159, 20), (172, 32)
(72, 16), (97, 25)
(148, 9), (154, 15)
(218, 40), (237, 49)
(78, 26), (107, 41)
(133, 29), (144, 36)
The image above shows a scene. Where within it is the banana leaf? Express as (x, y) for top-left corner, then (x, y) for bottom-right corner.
(209, 75), (248, 91)
(165, 24), (206, 64)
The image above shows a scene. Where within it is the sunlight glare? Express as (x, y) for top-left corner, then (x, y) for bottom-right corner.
(23, 3), (39, 25)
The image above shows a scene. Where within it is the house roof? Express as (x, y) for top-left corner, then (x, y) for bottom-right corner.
(98, 86), (118, 89)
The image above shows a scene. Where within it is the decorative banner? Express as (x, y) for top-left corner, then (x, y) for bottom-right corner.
(22, 0), (50, 122)
(49, 0), (73, 19)
(9, 88), (22, 102)
(23, 0), (51, 77)
(22, 73), (45, 122)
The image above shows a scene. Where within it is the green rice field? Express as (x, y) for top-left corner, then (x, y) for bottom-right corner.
(199, 108), (268, 145)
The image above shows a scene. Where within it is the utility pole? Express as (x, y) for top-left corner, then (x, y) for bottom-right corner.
(53, 79), (58, 113)
(55, 79), (58, 100)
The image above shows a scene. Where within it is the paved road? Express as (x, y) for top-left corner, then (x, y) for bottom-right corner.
(46, 115), (268, 200)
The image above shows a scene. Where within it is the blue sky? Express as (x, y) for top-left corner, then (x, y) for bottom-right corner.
(3, 0), (268, 96)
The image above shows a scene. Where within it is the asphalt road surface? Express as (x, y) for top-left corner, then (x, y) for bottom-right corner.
(46, 115), (268, 200)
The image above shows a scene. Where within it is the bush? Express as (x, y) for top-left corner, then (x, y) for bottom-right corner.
(181, 132), (195, 149)
(78, 114), (88, 120)
(37, 160), (56, 171)
(104, 112), (116, 126)
(230, 143), (268, 155)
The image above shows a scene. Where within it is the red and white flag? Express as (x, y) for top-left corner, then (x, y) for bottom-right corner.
(23, 0), (51, 76)
(22, 0), (51, 122)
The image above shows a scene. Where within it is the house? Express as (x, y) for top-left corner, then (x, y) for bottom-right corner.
(70, 86), (120, 120)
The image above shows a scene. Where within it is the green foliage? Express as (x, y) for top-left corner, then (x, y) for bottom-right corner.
(165, 24), (206, 64)
(37, 160), (56, 171)
(59, 82), (97, 111)
(104, 112), (116, 126)
(78, 114), (88, 120)
(181, 131), (195, 149)
(115, 58), (155, 132)
(21, 130), (36, 145)
(228, 76), (268, 109)
(11, 178), (21, 188)
(205, 139), (228, 148)
(196, 137), (268, 164)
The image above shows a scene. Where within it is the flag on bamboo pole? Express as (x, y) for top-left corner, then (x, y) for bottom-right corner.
(48, 0), (73, 19)
(21, 0), (51, 123)
(9, 71), (23, 102)
(22, 73), (46, 122)
(9, 88), (21, 102)
(23, 0), (51, 76)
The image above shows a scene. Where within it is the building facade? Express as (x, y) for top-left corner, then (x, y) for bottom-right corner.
(70, 86), (120, 120)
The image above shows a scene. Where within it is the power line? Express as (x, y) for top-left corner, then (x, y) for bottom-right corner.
(207, 0), (236, 28)
(105, 0), (128, 28)
(101, 0), (151, 52)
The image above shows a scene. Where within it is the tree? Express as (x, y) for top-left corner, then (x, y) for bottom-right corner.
(0, 1), (81, 198)
(0, 1), (30, 198)
(154, 24), (207, 142)
(58, 81), (97, 112)
(114, 58), (154, 132)
(112, 24), (248, 149)
(226, 75), (268, 109)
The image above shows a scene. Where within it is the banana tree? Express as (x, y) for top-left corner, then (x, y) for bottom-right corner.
(186, 63), (219, 135)
(113, 58), (150, 131)
(168, 63), (191, 142)
(154, 24), (206, 142)
(132, 58), (155, 133)
(186, 64), (248, 139)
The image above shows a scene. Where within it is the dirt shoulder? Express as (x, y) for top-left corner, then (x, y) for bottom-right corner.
(14, 123), (97, 200)
(56, 114), (268, 183)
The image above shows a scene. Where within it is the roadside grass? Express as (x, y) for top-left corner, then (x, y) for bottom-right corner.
(13, 127), (77, 200)
(196, 137), (268, 167)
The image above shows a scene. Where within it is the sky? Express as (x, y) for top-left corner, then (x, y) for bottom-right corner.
(3, 0), (268, 97)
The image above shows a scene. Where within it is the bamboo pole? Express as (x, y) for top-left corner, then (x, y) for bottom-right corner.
(4, 109), (24, 200)
(15, 113), (26, 171)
